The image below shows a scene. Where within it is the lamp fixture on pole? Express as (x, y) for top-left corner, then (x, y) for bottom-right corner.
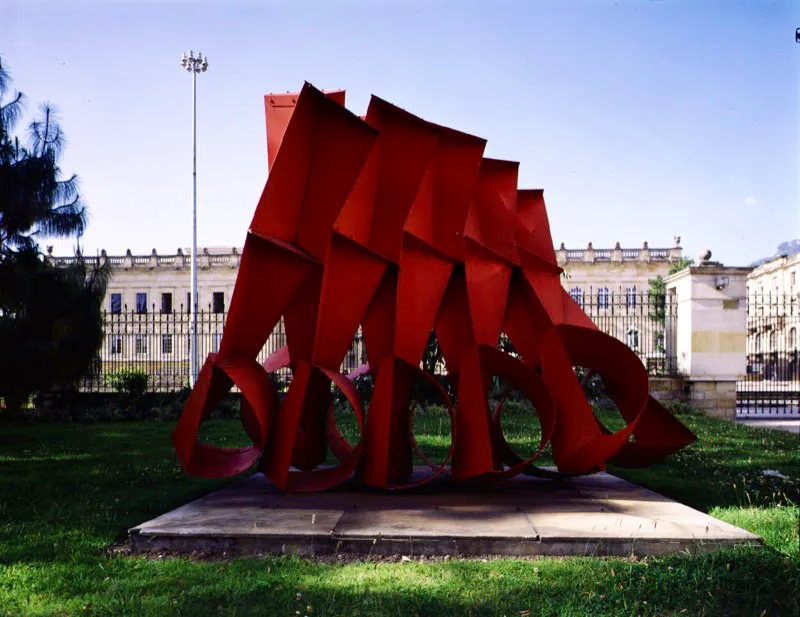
(180, 50), (208, 385)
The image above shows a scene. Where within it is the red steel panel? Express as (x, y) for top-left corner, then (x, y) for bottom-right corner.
(265, 89), (346, 170)
(172, 82), (695, 492)
(394, 233), (454, 365)
(364, 96), (440, 263)
(313, 233), (388, 370)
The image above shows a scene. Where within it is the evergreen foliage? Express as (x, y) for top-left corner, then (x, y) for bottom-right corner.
(0, 57), (110, 414)
(647, 256), (694, 326)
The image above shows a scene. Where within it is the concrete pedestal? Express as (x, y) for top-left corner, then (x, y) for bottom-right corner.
(130, 471), (760, 558)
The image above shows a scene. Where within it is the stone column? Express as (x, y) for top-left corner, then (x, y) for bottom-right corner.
(665, 262), (753, 420)
(611, 241), (622, 263)
(557, 242), (567, 266)
(640, 241), (651, 262)
(584, 242), (595, 263)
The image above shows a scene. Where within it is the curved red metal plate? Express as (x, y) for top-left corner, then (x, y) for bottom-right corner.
(172, 82), (696, 492)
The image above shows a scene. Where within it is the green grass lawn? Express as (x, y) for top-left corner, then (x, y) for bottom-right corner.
(0, 407), (798, 616)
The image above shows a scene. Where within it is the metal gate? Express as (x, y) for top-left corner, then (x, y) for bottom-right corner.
(737, 292), (800, 417)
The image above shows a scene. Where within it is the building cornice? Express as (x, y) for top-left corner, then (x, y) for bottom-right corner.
(749, 252), (800, 277)
(46, 247), (242, 270)
(48, 242), (684, 269)
(665, 264), (753, 285)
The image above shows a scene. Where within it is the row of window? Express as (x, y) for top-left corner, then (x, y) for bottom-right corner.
(569, 287), (639, 309)
(109, 292), (226, 314)
(107, 330), (650, 356)
(111, 288), (644, 314)
(753, 328), (798, 353)
(108, 334), (223, 355)
(112, 287), (646, 314)
(111, 331), (794, 355)
(749, 271), (797, 295)
(104, 327), (664, 357)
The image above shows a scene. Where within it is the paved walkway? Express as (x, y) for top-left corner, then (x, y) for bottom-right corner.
(737, 418), (800, 434)
(130, 470), (759, 558)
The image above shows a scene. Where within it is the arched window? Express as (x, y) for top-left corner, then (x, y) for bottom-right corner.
(626, 327), (640, 351)
(790, 327), (797, 351)
(769, 331), (777, 352)
(754, 334), (761, 354)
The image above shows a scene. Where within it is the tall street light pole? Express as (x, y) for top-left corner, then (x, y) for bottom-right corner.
(180, 50), (208, 385)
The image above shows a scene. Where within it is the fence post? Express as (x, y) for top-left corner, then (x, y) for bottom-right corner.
(665, 262), (752, 420)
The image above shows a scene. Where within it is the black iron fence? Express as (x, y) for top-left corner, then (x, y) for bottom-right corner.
(574, 287), (677, 377)
(78, 311), (366, 393)
(738, 292), (800, 416)
(79, 290), (676, 393)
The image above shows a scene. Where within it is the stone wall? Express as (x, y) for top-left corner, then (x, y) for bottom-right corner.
(685, 380), (737, 420)
(649, 377), (738, 420)
(648, 377), (684, 403)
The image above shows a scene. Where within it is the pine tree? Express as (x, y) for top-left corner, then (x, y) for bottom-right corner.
(0, 57), (110, 415)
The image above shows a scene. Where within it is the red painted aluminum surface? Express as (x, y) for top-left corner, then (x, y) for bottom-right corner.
(173, 83), (695, 491)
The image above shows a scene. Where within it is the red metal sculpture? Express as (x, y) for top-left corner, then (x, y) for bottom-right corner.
(173, 83), (696, 491)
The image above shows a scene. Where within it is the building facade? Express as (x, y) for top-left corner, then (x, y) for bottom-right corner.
(557, 240), (683, 303)
(746, 251), (799, 297)
(46, 241), (800, 414)
(49, 240), (686, 318)
(48, 241), (685, 390)
(744, 252), (799, 381)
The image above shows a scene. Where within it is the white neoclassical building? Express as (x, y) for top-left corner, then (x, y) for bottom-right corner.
(49, 240), (686, 319)
(743, 251), (800, 381)
(47, 240), (687, 390)
(49, 240), (800, 406)
(746, 251), (799, 297)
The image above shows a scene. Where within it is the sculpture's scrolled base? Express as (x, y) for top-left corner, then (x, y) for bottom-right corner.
(129, 470), (759, 558)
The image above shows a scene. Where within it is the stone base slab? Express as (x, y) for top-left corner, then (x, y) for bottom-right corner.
(130, 470), (760, 558)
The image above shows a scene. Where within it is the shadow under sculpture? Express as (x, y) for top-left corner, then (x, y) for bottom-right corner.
(172, 83), (696, 492)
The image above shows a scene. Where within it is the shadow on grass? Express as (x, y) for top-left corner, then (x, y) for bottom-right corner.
(0, 417), (798, 616)
(0, 421), (245, 563)
(2, 549), (797, 617)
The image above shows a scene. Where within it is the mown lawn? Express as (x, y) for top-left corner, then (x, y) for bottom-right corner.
(0, 406), (798, 616)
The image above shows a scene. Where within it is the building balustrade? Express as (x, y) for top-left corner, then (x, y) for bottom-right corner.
(48, 242), (684, 271)
(47, 247), (242, 270)
(556, 241), (682, 265)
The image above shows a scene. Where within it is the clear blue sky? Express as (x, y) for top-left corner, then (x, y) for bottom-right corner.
(2, 0), (798, 266)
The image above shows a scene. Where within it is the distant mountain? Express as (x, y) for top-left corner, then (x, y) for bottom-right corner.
(750, 240), (800, 267)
